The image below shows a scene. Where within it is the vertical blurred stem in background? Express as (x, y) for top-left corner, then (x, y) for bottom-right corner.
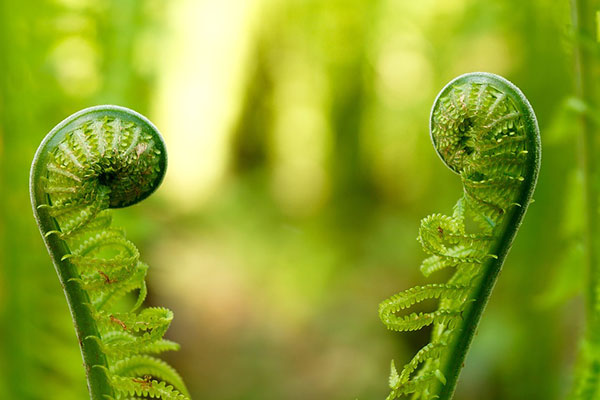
(570, 0), (600, 397)
(0, 2), (27, 398)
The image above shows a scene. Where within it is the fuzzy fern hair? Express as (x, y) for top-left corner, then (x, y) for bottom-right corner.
(30, 106), (190, 399)
(379, 72), (541, 400)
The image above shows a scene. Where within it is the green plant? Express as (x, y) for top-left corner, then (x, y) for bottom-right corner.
(30, 105), (189, 400)
(568, 0), (600, 398)
(379, 72), (541, 400)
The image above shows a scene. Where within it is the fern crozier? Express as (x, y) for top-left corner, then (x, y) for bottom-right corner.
(380, 72), (541, 400)
(30, 105), (189, 400)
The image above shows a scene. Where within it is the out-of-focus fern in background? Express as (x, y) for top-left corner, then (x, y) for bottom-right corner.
(0, 0), (581, 399)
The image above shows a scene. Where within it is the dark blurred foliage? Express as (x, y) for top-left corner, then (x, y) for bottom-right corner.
(0, 0), (584, 399)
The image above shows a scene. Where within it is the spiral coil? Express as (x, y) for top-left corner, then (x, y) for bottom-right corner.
(34, 109), (189, 399)
(379, 73), (538, 400)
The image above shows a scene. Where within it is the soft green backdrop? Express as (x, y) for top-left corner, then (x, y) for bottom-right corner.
(0, 0), (581, 399)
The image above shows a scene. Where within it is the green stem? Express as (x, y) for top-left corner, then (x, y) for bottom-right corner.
(30, 105), (178, 400)
(569, 0), (600, 398)
(437, 189), (537, 399)
(30, 166), (114, 399)
(380, 73), (540, 400)
(572, 0), (600, 334)
(431, 74), (542, 400)
(30, 105), (172, 399)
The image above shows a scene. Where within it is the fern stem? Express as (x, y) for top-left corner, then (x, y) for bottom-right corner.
(380, 73), (540, 400)
(433, 75), (541, 400)
(31, 211), (114, 399)
(29, 105), (183, 400)
(569, 0), (600, 398)
(436, 177), (538, 399)
(571, 0), (600, 334)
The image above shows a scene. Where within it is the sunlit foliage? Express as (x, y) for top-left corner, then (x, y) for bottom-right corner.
(0, 0), (580, 399)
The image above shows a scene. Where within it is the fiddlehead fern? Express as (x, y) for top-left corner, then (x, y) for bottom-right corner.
(379, 72), (541, 400)
(30, 105), (190, 400)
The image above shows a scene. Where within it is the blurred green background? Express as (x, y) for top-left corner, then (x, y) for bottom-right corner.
(0, 0), (584, 399)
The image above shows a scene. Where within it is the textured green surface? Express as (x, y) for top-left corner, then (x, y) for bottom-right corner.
(30, 106), (188, 399)
(0, 1), (584, 399)
(380, 73), (540, 400)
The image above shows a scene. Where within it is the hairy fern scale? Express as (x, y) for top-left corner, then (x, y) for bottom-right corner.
(30, 106), (190, 400)
(379, 72), (541, 400)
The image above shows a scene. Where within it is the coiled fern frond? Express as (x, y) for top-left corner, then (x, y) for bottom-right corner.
(379, 73), (541, 400)
(30, 106), (190, 399)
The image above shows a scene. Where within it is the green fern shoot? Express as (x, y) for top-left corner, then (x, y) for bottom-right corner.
(30, 105), (190, 399)
(379, 72), (541, 400)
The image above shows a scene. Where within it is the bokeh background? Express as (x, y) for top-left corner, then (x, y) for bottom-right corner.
(0, 0), (584, 399)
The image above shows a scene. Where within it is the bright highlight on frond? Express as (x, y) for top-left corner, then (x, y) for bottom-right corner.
(379, 73), (540, 400)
